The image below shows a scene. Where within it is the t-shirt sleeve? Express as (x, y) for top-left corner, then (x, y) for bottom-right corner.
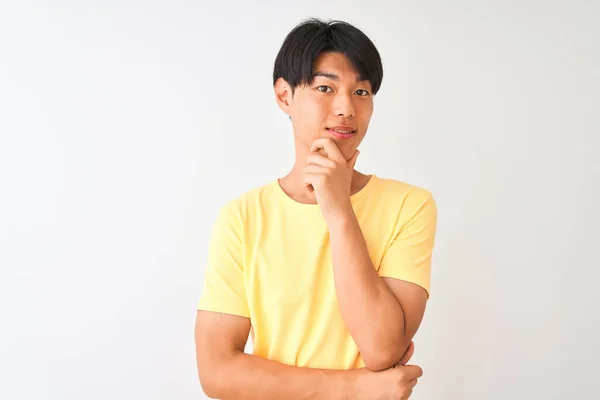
(378, 190), (438, 299)
(197, 202), (250, 318)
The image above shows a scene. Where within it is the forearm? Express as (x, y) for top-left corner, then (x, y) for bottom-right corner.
(205, 350), (359, 400)
(329, 211), (407, 370)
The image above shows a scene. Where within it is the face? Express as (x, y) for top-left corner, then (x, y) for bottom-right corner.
(275, 52), (374, 161)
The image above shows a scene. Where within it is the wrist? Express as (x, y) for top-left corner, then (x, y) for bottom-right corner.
(325, 205), (356, 229)
(335, 368), (364, 400)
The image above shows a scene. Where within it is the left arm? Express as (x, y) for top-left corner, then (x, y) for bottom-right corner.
(328, 212), (428, 372)
(303, 138), (436, 372)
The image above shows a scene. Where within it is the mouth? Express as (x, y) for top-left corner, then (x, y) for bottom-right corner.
(326, 127), (357, 139)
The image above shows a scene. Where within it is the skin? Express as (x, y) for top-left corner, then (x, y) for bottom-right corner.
(195, 51), (427, 399)
(195, 311), (421, 399)
(275, 51), (427, 370)
(275, 51), (373, 204)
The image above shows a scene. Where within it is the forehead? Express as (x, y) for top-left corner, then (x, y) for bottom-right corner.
(313, 52), (360, 79)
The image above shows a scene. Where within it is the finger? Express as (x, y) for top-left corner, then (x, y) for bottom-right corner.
(315, 148), (328, 158)
(397, 340), (415, 365)
(306, 154), (337, 168)
(401, 365), (423, 380)
(303, 164), (330, 175)
(303, 172), (325, 191)
(310, 138), (345, 163)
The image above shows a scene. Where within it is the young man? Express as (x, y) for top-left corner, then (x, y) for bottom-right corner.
(195, 18), (438, 399)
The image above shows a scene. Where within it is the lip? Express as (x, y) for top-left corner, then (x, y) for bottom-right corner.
(327, 126), (357, 140)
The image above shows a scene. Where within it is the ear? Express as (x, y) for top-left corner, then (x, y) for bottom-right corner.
(274, 77), (292, 116)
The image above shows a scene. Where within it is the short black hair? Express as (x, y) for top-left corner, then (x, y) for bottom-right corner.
(273, 18), (383, 96)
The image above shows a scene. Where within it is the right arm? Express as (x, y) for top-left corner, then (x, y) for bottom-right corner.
(195, 309), (355, 399)
(194, 310), (423, 400)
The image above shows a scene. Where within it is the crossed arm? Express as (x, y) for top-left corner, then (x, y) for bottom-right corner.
(195, 310), (359, 399)
(195, 278), (425, 399)
(195, 212), (428, 399)
(195, 189), (435, 398)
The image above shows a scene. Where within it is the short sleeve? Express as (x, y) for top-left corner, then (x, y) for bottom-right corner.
(197, 202), (250, 318)
(378, 191), (438, 299)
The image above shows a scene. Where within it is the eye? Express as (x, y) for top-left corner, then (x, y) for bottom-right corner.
(317, 86), (333, 93)
(355, 89), (370, 96)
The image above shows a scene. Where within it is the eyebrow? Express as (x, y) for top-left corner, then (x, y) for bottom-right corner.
(313, 71), (367, 83)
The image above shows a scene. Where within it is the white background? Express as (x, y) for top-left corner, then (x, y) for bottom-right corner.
(1, 1), (599, 399)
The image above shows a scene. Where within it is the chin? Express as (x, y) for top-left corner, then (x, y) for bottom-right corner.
(338, 144), (359, 160)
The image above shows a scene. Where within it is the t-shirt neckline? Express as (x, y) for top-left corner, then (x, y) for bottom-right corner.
(272, 174), (378, 208)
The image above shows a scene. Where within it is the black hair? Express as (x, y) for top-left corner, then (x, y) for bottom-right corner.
(273, 18), (383, 96)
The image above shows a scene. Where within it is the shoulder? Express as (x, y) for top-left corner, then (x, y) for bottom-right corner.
(217, 179), (279, 219)
(368, 175), (437, 235)
(371, 175), (435, 208)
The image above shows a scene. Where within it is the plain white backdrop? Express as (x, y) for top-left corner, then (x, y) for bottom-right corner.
(1, 1), (598, 399)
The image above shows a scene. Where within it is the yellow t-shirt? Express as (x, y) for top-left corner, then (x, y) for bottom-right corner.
(197, 174), (437, 370)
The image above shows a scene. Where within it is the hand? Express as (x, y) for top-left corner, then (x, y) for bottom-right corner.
(303, 138), (359, 223)
(397, 340), (415, 366)
(351, 364), (423, 400)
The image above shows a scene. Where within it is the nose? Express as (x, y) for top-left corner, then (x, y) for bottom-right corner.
(332, 92), (355, 119)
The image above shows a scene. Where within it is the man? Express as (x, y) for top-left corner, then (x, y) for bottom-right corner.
(195, 18), (438, 399)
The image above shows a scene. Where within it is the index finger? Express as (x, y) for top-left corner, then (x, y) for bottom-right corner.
(310, 138), (346, 163)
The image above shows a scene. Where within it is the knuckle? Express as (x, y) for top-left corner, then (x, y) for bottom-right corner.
(394, 387), (408, 400)
(401, 385), (413, 398)
(396, 369), (407, 380)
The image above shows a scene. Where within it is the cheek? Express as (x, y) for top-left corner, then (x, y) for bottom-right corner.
(358, 104), (373, 120)
(304, 99), (328, 118)
(298, 102), (328, 128)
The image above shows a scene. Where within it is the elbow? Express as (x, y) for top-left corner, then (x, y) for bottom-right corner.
(198, 360), (229, 399)
(198, 371), (220, 399)
(201, 372), (231, 399)
(363, 352), (397, 372)
(362, 343), (406, 372)
(200, 384), (219, 399)
(198, 354), (242, 399)
(197, 350), (243, 398)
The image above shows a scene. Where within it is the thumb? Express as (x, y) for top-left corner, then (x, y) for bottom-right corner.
(397, 340), (415, 365)
(348, 149), (360, 169)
